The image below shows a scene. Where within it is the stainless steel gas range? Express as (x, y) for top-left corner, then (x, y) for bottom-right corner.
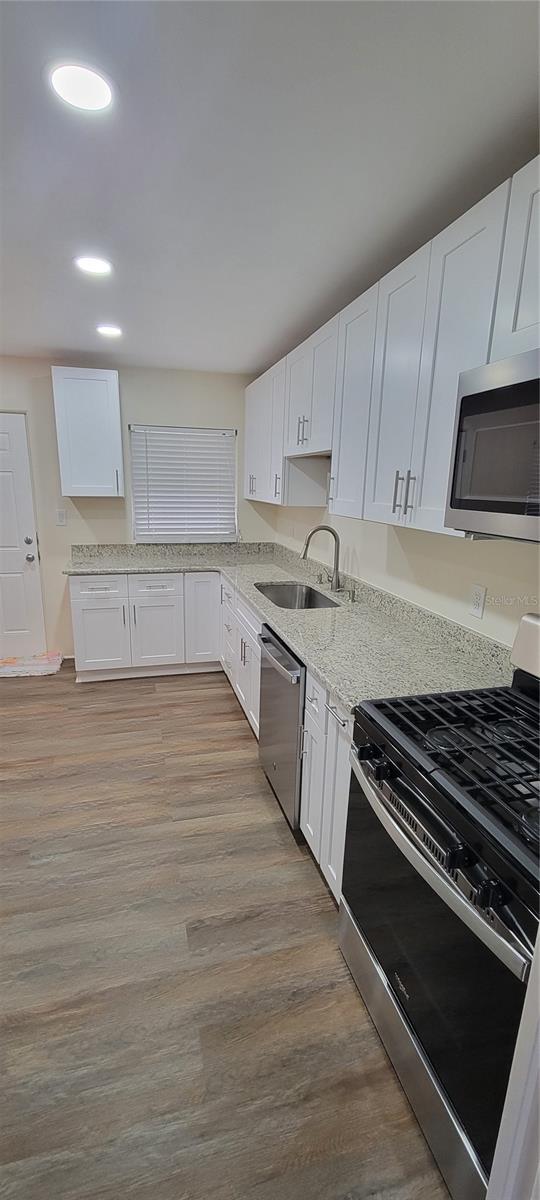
(339, 614), (539, 1200)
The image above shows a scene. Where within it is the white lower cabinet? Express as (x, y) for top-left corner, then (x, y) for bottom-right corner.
(219, 578), (262, 738)
(70, 571), (220, 677)
(184, 572), (221, 663)
(129, 575), (185, 668)
(71, 594), (132, 671)
(320, 700), (354, 901)
(299, 706), (327, 859)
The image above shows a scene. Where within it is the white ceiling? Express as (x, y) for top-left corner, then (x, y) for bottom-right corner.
(0, 1), (538, 375)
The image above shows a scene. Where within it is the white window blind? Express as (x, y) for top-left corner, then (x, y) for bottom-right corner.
(130, 424), (237, 543)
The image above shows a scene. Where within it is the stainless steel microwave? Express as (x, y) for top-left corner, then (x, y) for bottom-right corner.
(445, 349), (540, 542)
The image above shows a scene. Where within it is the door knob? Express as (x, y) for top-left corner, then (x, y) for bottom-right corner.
(24, 536), (33, 545)
(26, 553), (35, 562)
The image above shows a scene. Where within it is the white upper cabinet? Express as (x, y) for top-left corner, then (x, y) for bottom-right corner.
(268, 358), (286, 502)
(491, 156), (540, 361)
(284, 316), (338, 455)
(329, 284), (379, 518)
(363, 245), (431, 525)
(243, 370), (272, 501)
(409, 181), (510, 534)
(52, 366), (124, 497)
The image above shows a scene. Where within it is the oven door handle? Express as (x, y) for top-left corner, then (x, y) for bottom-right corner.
(350, 751), (532, 983)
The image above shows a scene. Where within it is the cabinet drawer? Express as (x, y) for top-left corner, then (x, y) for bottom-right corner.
(305, 671), (328, 731)
(235, 594), (263, 640)
(128, 573), (181, 597)
(69, 574), (127, 600)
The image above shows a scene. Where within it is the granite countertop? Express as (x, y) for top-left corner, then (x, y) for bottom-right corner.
(65, 543), (512, 709)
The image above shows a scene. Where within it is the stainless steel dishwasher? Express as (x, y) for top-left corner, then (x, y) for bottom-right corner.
(257, 625), (306, 830)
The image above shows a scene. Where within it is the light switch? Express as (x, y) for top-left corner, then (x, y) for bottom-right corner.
(56, 509), (67, 527)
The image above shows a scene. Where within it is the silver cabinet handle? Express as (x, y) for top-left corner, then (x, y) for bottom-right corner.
(324, 701), (347, 728)
(220, 583), (224, 604)
(306, 693), (318, 706)
(133, 604), (137, 625)
(122, 604), (126, 626)
(301, 415), (309, 444)
(274, 473), (281, 498)
(115, 468), (120, 494)
(300, 726), (308, 759)
(252, 475), (256, 495)
(350, 753), (532, 982)
(25, 553), (35, 562)
(296, 416), (302, 446)
(391, 469), (404, 513)
(403, 470), (416, 516)
(225, 623), (232, 634)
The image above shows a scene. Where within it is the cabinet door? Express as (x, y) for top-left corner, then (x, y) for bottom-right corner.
(71, 596), (131, 671)
(410, 182), (509, 534)
(299, 708), (327, 862)
(320, 704), (353, 901)
(307, 316), (338, 454)
(244, 372), (272, 501)
(491, 157), (540, 361)
(243, 379), (259, 500)
(244, 628), (261, 737)
(285, 339), (312, 454)
(184, 572), (220, 663)
(131, 592), (185, 667)
(363, 244), (430, 525)
(52, 366), (124, 497)
(269, 358), (286, 503)
(330, 285), (379, 517)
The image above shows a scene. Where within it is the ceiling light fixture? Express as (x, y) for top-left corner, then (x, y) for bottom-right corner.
(75, 255), (112, 276)
(50, 64), (113, 111)
(97, 324), (122, 338)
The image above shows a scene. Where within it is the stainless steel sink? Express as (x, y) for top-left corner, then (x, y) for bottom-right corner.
(254, 581), (338, 609)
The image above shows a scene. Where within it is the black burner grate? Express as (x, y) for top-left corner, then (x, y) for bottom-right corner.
(373, 688), (539, 849)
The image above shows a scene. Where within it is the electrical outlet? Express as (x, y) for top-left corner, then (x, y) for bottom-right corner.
(470, 584), (487, 619)
(56, 509), (67, 527)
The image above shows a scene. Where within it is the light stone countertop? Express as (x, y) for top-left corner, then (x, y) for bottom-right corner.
(64, 543), (512, 710)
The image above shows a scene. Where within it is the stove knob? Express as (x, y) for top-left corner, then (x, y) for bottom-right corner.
(355, 743), (378, 762)
(372, 760), (392, 784)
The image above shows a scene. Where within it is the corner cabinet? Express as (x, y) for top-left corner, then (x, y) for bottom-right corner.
(52, 366), (124, 497)
(491, 156), (540, 361)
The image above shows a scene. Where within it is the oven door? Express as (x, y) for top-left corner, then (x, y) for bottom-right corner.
(444, 349), (539, 541)
(341, 750), (528, 1180)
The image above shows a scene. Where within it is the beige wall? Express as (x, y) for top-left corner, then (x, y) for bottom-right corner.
(0, 356), (275, 655)
(266, 505), (539, 648)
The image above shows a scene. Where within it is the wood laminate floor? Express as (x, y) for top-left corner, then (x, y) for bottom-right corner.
(0, 664), (448, 1200)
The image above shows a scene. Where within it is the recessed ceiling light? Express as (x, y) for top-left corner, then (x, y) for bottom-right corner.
(75, 256), (112, 276)
(50, 64), (112, 111)
(97, 324), (122, 338)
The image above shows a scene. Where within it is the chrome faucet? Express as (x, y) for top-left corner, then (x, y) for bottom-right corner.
(301, 525), (341, 591)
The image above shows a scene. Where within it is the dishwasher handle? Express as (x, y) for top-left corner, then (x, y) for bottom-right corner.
(258, 634), (302, 684)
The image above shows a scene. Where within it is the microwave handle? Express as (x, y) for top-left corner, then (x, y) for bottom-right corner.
(350, 751), (532, 983)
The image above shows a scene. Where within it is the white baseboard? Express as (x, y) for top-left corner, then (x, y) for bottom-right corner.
(75, 661), (222, 683)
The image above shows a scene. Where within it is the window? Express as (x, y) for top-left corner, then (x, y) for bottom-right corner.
(130, 424), (237, 543)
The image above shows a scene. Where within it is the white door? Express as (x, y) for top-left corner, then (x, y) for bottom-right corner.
(71, 597), (131, 671)
(52, 366), (124, 497)
(409, 181), (510, 534)
(307, 316), (338, 454)
(285, 339), (312, 454)
(363, 244), (431, 525)
(0, 412), (46, 658)
(491, 156), (540, 361)
(320, 703), (353, 901)
(184, 572), (220, 663)
(269, 358), (286, 503)
(330, 284), (379, 518)
(130, 593), (185, 668)
(299, 707), (327, 861)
